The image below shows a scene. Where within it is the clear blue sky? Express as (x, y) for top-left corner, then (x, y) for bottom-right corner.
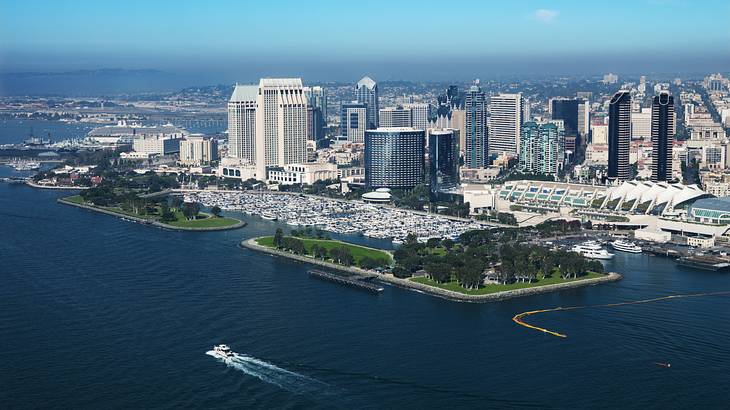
(1, 0), (728, 80)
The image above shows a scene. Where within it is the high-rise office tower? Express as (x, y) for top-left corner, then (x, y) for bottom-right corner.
(464, 84), (487, 168)
(304, 86), (327, 141)
(577, 100), (590, 136)
(356, 76), (379, 129)
(608, 90), (632, 181)
(428, 129), (459, 192)
(550, 98), (581, 138)
(340, 102), (367, 143)
(365, 128), (425, 189)
(651, 91), (675, 182)
(488, 93), (524, 157)
(405, 103), (431, 131)
(255, 78), (308, 178)
(227, 84), (258, 163)
(379, 106), (412, 128)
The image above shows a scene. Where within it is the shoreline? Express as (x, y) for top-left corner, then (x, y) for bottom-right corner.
(58, 196), (246, 232)
(26, 179), (90, 190)
(241, 237), (623, 303)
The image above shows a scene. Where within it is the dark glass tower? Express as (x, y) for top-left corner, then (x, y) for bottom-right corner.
(365, 128), (425, 189)
(651, 92), (675, 182)
(550, 98), (580, 137)
(464, 84), (487, 168)
(428, 129), (459, 192)
(355, 76), (379, 129)
(608, 91), (631, 181)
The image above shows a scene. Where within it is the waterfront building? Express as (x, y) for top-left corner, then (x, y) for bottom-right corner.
(608, 91), (632, 181)
(254, 78), (308, 178)
(651, 92), (675, 182)
(179, 135), (218, 166)
(365, 127), (425, 189)
(88, 122), (185, 150)
(428, 129), (459, 192)
(379, 106), (412, 128)
(519, 122), (564, 176)
(340, 102), (367, 143)
(227, 84), (258, 163)
(356, 76), (379, 129)
(488, 93), (524, 157)
(464, 84), (487, 168)
(267, 162), (338, 186)
(132, 133), (182, 156)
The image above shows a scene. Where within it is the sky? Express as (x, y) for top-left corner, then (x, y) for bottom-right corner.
(1, 0), (729, 83)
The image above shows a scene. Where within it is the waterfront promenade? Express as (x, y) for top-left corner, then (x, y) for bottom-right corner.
(241, 237), (622, 303)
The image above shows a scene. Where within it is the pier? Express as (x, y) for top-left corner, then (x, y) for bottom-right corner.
(308, 269), (384, 293)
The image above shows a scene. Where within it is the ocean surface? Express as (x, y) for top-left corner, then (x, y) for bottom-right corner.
(0, 119), (97, 145)
(2, 178), (730, 409)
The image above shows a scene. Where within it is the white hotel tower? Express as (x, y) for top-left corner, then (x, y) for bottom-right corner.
(226, 78), (308, 178)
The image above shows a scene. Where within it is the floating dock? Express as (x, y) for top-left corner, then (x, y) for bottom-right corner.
(676, 255), (730, 271)
(308, 269), (384, 293)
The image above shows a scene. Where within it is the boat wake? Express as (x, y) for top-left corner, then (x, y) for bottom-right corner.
(206, 350), (329, 394)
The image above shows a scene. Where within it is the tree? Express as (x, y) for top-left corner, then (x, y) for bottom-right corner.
(425, 262), (452, 283)
(182, 202), (199, 220)
(211, 205), (222, 218)
(442, 238), (454, 251)
(273, 228), (284, 249)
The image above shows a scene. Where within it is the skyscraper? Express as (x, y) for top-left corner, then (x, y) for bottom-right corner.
(379, 106), (412, 128)
(304, 86), (327, 141)
(405, 103), (431, 131)
(255, 78), (308, 178)
(651, 91), (675, 182)
(608, 91), (631, 181)
(464, 84), (487, 168)
(340, 102), (367, 143)
(356, 76), (379, 129)
(428, 129), (459, 192)
(519, 122), (564, 176)
(227, 84), (258, 163)
(365, 128), (425, 189)
(550, 98), (581, 137)
(488, 93), (524, 157)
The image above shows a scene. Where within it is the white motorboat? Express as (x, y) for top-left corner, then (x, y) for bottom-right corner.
(610, 240), (642, 253)
(261, 213), (277, 221)
(571, 241), (614, 260)
(209, 344), (235, 360)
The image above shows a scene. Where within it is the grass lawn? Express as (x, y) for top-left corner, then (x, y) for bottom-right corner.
(63, 195), (86, 205)
(256, 236), (392, 265)
(164, 211), (240, 228)
(411, 271), (605, 295)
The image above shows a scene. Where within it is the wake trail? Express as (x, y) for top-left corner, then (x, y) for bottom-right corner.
(207, 351), (330, 395)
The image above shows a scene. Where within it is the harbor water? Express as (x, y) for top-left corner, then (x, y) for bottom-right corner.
(1, 179), (730, 409)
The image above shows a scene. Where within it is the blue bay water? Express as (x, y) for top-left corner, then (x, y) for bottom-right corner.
(1, 180), (729, 409)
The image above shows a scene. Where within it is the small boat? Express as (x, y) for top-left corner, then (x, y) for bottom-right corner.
(209, 344), (235, 360)
(261, 213), (277, 221)
(572, 241), (614, 260)
(610, 240), (642, 253)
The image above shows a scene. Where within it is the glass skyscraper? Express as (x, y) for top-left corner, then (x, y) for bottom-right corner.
(651, 91), (675, 182)
(608, 91), (632, 181)
(356, 76), (379, 129)
(428, 129), (459, 192)
(464, 84), (487, 168)
(365, 128), (425, 189)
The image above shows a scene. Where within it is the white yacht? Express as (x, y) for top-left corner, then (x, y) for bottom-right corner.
(261, 213), (277, 221)
(610, 240), (642, 254)
(571, 241), (614, 260)
(209, 344), (235, 360)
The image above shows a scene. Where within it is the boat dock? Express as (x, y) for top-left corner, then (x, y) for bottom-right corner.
(308, 269), (384, 293)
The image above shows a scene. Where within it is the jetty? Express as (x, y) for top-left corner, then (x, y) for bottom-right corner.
(308, 269), (384, 293)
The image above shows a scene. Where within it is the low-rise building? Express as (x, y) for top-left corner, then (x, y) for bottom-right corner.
(267, 163), (339, 185)
(179, 135), (218, 166)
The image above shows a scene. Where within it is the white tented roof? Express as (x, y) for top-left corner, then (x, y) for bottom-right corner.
(605, 181), (708, 214)
(229, 84), (258, 102)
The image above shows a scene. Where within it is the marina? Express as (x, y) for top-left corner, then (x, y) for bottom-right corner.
(185, 190), (486, 243)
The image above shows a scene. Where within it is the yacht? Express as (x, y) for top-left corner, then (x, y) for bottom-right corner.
(209, 344), (235, 360)
(610, 240), (642, 254)
(261, 213), (277, 221)
(571, 241), (614, 260)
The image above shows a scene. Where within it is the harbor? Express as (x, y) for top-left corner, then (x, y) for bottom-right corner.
(186, 190), (486, 243)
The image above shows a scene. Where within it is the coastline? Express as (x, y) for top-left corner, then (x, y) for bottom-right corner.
(58, 196), (246, 231)
(241, 237), (623, 303)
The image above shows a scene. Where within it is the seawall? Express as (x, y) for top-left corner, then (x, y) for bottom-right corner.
(241, 237), (623, 303)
